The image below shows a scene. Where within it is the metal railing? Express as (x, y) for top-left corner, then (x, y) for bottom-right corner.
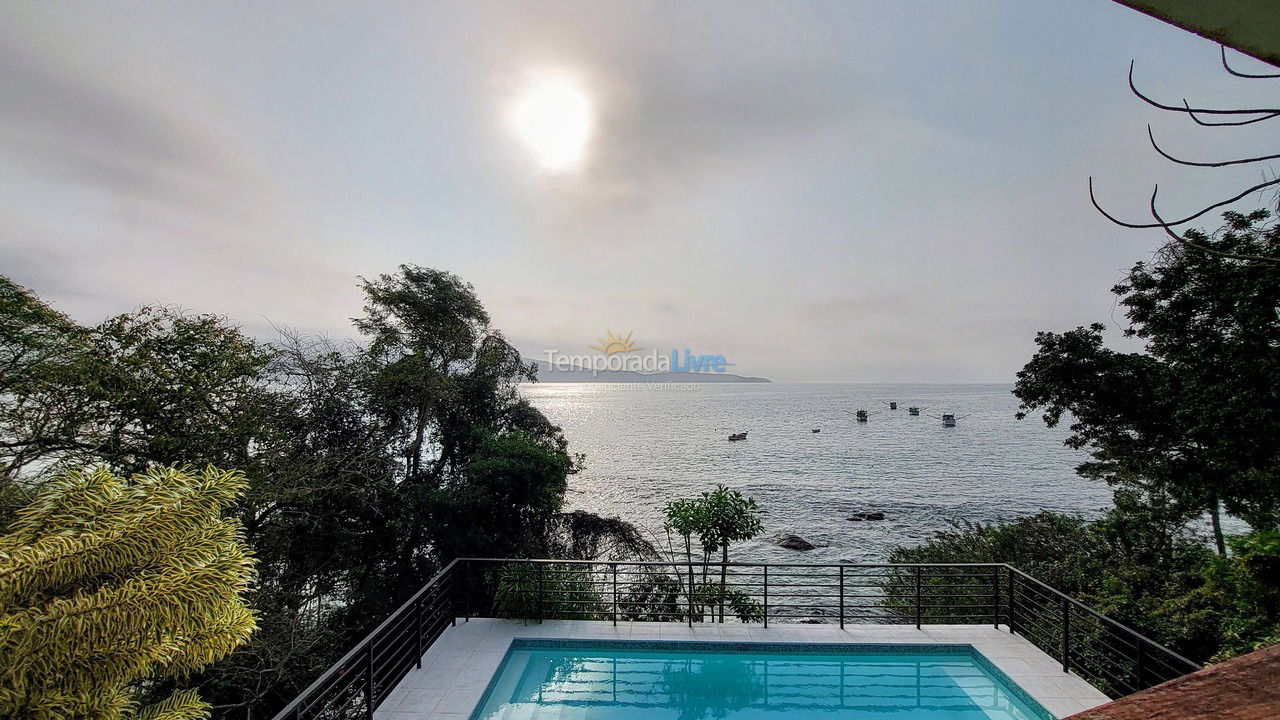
(270, 559), (459, 720)
(269, 559), (1202, 719)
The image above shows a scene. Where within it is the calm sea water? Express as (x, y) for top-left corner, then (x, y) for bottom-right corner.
(473, 642), (1050, 720)
(524, 383), (1111, 563)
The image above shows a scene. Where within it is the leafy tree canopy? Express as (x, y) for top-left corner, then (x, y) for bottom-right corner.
(1015, 210), (1280, 551)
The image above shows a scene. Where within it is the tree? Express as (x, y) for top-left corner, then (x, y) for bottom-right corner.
(0, 466), (257, 719)
(0, 277), (95, 495)
(1015, 210), (1280, 554)
(0, 300), (275, 487)
(425, 431), (572, 559)
(0, 269), (633, 717)
(355, 265), (534, 484)
(664, 486), (763, 622)
(888, 508), (1280, 664)
(1090, 50), (1280, 264)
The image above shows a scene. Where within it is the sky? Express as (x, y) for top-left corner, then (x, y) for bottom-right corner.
(2, 0), (1277, 382)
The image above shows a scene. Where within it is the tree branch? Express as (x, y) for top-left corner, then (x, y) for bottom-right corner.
(1090, 175), (1280, 229)
(1147, 125), (1280, 167)
(1129, 60), (1280, 115)
(1148, 186), (1279, 263)
(1221, 45), (1280, 80)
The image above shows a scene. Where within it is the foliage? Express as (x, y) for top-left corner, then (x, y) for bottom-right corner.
(0, 466), (256, 719)
(617, 569), (686, 622)
(690, 583), (764, 623)
(1014, 210), (1280, 553)
(538, 510), (660, 562)
(663, 485), (764, 623)
(426, 431), (572, 560)
(0, 267), (639, 717)
(492, 562), (604, 621)
(889, 507), (1280, 664)
(0, 277), (93, 507)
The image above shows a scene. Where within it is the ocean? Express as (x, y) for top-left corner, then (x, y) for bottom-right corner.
(523, 382), (1113, 564)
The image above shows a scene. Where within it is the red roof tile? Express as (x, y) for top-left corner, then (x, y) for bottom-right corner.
(1066, 643), (1280, 720)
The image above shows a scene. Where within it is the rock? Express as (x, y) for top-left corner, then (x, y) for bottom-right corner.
(773, 533), (816, 551)
(846, 512), (886, 521)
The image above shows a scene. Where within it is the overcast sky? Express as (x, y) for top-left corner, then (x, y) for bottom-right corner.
(2, 1), (1277, 382)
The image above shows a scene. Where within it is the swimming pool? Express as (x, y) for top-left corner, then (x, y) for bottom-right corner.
(469, 639), (1055, 720)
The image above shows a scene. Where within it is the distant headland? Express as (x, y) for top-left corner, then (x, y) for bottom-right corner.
(530, 360), (771, 383)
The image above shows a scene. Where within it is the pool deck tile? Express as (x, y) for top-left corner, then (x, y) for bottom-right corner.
(375, 619), (1112, 720)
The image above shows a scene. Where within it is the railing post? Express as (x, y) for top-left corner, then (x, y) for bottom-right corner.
(992, 566), (1000, 629)
(365, 642), (375, 720)
(687, 560), (694, 627)
(914, 566), (922, 630)
(1061, 596), (1071, 673)
(537, 562), (544, 625)
(838, 565), (845, 630)
(416, 598), (423, 669)
(763, 565), (769, 628)
(463, 559), (470, 623)
(1007, 568), (1016, 635)
(1135, 641), (1145, 690)
(612, 563), (618, 626)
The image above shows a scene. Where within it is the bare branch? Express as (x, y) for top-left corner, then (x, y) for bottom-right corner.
(1147, 125), (1280, 167)
(1221, 45), (1280, 79)
(1129, 60), (1280, 116)
(1148, 186), (1280, 263)
(1184, 100), (1280, 127)
(1090, 175), (1280, 229)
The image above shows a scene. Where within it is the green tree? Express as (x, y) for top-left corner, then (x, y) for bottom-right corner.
(0, 466), (257, 719)
(0, 270), (637, 717)
(0, 277), (95, 496)
(1015, 210), (1280, 554)
(665, 486), (763, 622)
(426, 431), (572, 559)
(889, 508), (1280, 664)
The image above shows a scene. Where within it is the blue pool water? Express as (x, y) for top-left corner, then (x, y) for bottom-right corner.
(471, 640), (1054, 720)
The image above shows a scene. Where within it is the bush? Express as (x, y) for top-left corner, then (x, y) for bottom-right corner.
(889, 509), (1279, 664)
(492, 562), (604, 621)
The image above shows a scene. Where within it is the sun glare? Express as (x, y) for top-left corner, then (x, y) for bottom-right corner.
(509, 73), (594, 172)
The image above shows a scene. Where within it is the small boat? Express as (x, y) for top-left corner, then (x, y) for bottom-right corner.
(728, 432), (748, 442)
(908, 407), (921, 416)
(941, 414), (956, 427)
(811, 428), (821, 433)
(855, 410), (868, 423)
(883, 401), (898, 410)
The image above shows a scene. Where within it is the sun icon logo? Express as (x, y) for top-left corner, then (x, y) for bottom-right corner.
(589, 330), (640, 355)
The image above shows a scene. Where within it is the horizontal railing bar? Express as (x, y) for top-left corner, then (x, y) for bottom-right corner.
(461, 558), (1006, 569)
(1007, 566), (1198, 671)
(272, 559), (460, 720)
(279, 558), (1204, 719)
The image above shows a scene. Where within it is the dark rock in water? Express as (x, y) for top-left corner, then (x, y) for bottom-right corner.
(773, 533), (816, 551)
(846, 512), (886, 521)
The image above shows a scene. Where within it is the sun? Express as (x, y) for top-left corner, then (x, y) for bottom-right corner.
(590, 330), (638, 356)
(508, 72), (594, 172)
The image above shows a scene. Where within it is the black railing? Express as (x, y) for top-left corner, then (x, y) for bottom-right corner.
(269, 559), (1201, 720)
(270, 559), (459, 720)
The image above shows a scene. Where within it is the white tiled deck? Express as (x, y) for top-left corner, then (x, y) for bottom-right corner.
(376, 619), (1112, 720)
